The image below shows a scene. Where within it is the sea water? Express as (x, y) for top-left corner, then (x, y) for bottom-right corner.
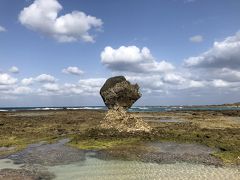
(1, 105), (240, 112)
(0, 157), (239, 180)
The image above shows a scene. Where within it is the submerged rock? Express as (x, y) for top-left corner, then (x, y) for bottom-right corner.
(100, 76), (151, 132)
(0, 169), (55, 180)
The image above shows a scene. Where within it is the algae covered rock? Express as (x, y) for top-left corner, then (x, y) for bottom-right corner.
(100, 76), (141, 110)
(100, 76), (151, 133)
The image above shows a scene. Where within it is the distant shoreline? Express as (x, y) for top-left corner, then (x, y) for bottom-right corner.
(1, 104), (240, 112)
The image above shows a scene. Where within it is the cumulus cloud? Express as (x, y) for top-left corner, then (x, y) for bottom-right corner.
(35, 74), (56, 83)
(0, 73), (17, 85)
(19, 0), (103, 42)
(101, 46), (174, 73)
(62, 66), (84, 75)
(188, 80), (205, 88)
(212, 79), (229, 88)
(11, 86), (32, 95)
(43, 83), (60, 91)
(69, 78), (105, 95)
(125, 72), (206, 94)
(189, 35), (203, 43)
(185, 31), (240, 69)
(0, 25), (6, 32)
(21, 78), (34, 86)
(35, 78), (106, 96)
(62, 78), (106, 95)
(9, 66), (19, 74)
(219, 68), (240, 81)
(162, 73), (186, 84)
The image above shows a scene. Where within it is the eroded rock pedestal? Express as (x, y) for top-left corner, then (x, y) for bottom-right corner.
(100, 76), (151, 132)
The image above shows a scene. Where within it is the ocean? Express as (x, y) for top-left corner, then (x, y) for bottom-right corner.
(1, 106), (240, 112)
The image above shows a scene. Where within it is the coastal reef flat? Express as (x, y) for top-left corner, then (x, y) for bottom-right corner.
(0, 109), (239, 167)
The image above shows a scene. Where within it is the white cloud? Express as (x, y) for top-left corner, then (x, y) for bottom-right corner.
(189, 35), (203, 43)
(21, 78), (34, 86)
(188, 80), (205, 88)
(126, 73), (204, 92)
(0, 73), (17, 85)
(185, 31), (240, 69)
(78, 78), (106, 87)
(11, 86), (32, 95)
(63, 83), (83, 94)
(101, 46), (174, 73)
(0, 25), (6, 32)
(62, 66), (84, 75)
(219, 68), (240, 81)
(75, 78), (105, 95)
(9, 66), (19, 74)
(212, 79), (229, 88)
(43, 83), (60, 91)
(162, 73), (186, 84)
(62, 78), (106, 96)
(35, 74), (56, 83)
(19, 0), (103, 42)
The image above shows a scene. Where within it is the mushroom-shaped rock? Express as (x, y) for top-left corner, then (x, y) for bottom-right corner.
(100, 76), (141, 110)
(100, 76), (151, 133)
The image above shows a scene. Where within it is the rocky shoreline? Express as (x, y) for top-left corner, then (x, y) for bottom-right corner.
(0, 109), (239, 179)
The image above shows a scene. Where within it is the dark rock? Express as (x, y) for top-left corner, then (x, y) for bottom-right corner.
(100, 76), (141, 110)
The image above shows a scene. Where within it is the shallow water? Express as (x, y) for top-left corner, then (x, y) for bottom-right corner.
(144, 117), (185, 123)
(0, 159), (22, 169)
(48, 157), (240, 180)
(0, 139), (239, 179)
(147, 142), (215, 155)
(0, 157), (239, 180)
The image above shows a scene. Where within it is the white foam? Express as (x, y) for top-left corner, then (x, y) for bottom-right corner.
(32, 108), (63, 111)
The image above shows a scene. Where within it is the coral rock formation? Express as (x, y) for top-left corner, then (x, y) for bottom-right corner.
(100, 76), (141, 110)
(100, 76), (151, 132)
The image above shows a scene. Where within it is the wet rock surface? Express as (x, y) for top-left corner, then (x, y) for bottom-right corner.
(98, 142), (222, 166)
(7, 139), (86, 166)
(0, 168), (55, 180)
(100, 76), (151, 132)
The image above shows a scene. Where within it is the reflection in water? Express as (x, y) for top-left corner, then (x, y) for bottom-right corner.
(7, 139), (86, 166)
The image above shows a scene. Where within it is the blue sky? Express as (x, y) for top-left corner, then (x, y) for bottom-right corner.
(0, 0), (240, 107)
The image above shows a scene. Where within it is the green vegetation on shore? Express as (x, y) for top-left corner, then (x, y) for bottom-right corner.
(0, 110), (239, 165)
(69, 137), (140, 150)
(153, 126), (240, 165)
(69, 122), (240, 165)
